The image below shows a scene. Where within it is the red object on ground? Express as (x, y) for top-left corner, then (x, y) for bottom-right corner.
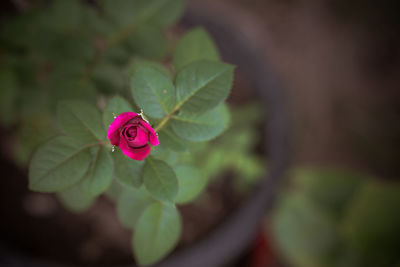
(250, 227), (277, 267)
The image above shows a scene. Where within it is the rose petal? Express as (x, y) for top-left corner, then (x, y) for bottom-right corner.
(126, 124), (148, 147)
(107, 112), (137, 146)
(120, 139), (151, 161)
(139, 120), (159, 146)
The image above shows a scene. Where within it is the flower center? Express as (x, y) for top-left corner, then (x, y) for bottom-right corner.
(126, 127), (137, 138)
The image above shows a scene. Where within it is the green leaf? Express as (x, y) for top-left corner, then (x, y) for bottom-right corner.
(272, 192), (339, 267)
(173, 27), (220, 71)
(12, 112), (56, 167)
(49, 79), (97, 111)
(29, 136), (91, 192)
(143, 0), (185, 27)
(126, 25), (168, 60)
(113, 149), (144, 188)
(99, 0), (184, 28)
(133, 203), (182, 266)
(175, 60), (234, 114)
(47, 0), (83, 31)
(143, 158), (178, 202)
(292, 167), (364, 216)
(175, 165), (206, 204)
(131, 66), (175, 118)
(152, 146), (181, 166)
(57, 182), (95, 213)
(57, 101), (105, 144)
(128, 58), (171, 78)
(342, 182), (400, 266)
(83, 7), (115, 37)
(103, 45), (131, 65)
(103, 96), (134, 128)
(92, 63), (126, 94)
(171, 103), (230, 142)
(117, 187), (154, 229)
(81, 146), (114, 197)
(158, 126), (188, 152)
(104, 179), (124, 201)
(98, 0), (139, 27)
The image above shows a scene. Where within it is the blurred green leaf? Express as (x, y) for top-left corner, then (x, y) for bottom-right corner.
(102, 45), (131, 66)
(131, 66), (175, 118)
(342, 181), (400, 266)
(143, 0), (185, 27)
(272, 192), (340, 267)
(57, 100), (105, 144)
(47, 0), (84, 32)
(12, 112), (56, 166)
(128, 58), (171, 78)
(175, 60), (234, 114)
(117, 186), (154, 229)
(158, 126), (188, 152)
(104, 179), (124, 201)
(126, 25), (168, 60)
(171, 103), (230, 142)
(103, 96), (134, 128)
(57, 181), (95, 213)
(133, 202), (181, 266)
(99, 0), (184, 28)
(151, 145), (181, 166)
(173, 27), (220, 71)
(292, 167), (364, 216)
(92, 62), (126, 94)
(49, 79), (97, 111)
(81, 146), (114, 197)
(82, 7), (115, 37)
(98, 0), (139, 27)
(175, 165), (206, 204)
(143, 158), (178, 202)
(0, 13), (35, 47)
(28, 136), (91, 192)
(113, 149), (144, 188)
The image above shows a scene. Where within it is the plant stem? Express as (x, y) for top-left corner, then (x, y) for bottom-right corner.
(154, 105), (181, 132)
(154, 115), (170, 132)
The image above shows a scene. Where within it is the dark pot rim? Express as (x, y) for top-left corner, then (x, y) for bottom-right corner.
(0, 2), (291, 267)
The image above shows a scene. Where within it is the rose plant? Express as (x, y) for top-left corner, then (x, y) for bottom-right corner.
(0, 0), (266, 266)
(25, 11), (236, 267)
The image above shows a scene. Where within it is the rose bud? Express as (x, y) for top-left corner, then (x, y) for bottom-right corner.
(107, 112), (159, 160)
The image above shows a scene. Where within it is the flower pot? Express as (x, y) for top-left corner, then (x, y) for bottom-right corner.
(0, 1), (290, 266)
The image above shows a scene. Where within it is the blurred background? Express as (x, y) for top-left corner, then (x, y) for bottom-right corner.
(1, 0), (399, 266)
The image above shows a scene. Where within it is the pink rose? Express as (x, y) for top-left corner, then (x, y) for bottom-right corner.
(107, 112), (159, 161)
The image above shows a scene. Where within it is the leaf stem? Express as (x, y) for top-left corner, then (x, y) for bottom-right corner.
(154, 106), (180, 132)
